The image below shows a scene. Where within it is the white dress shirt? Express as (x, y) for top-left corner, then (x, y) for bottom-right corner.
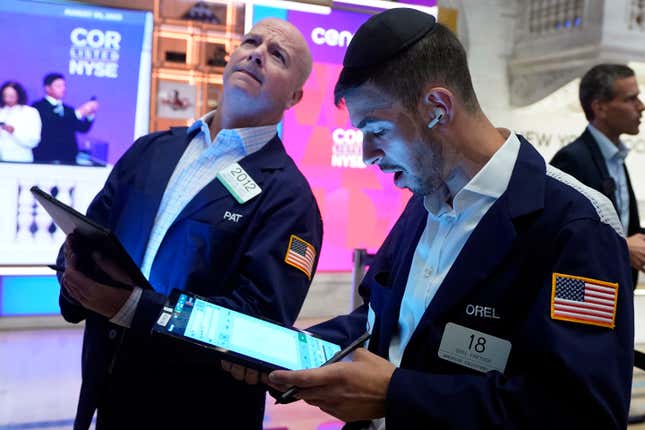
(587, 124), (630, 234)
(110, 110), (276, 327)
(369, 131), (521, 430)
(0, 104), (41, 162)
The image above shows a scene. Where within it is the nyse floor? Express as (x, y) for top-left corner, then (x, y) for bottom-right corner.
(0, 320), (339, 430)
(2, 310), (645, 429)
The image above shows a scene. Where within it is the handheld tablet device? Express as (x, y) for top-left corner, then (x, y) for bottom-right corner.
(152, 289), (343, 372)
(30, 185), (151, 289)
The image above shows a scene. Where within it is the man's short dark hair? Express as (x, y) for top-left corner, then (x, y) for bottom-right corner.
(0, 81), (28, 106)
(43, 73), (65, 87)
(579, 64), (635, 121)
(334, 23), (479, 113)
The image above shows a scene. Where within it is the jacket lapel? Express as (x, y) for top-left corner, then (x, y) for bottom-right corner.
(581, 129), (610, 178)
(129, 127), (193, 265)
(377, 199), (427, 356)
(422, 195), (516, 324)
(624, 166), (641, 235)
(581, 129), (618, 206)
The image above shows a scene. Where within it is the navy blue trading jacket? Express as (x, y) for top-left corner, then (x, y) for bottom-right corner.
(311, 137), (633, 429)
(58, 127), (323, 430)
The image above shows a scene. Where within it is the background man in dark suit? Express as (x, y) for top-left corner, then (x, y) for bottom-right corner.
(32, 73), (98, 164)
(57, 18), (322, 430)
(551, 64), (645, 288)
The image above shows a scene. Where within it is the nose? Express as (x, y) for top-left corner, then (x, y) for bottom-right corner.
(362, 136), (384, 166)
(247, 47), (264, 67)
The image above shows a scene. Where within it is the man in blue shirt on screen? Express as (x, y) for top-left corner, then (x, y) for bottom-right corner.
(235, 8), (634, 430)
(57, 18), (322, 430)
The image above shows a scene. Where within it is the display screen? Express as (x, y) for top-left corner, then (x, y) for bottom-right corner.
(0, 0), (152, 265)
(156, 293), (342, 371)
(0, 0), (153, 166)
(250, 4), (441, 270)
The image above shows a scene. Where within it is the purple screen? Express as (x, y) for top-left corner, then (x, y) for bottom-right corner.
(0, 0), (151, 165)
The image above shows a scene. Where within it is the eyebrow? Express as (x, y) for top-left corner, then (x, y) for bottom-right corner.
(356, 116), (384, 130)
(243, 32), (292, 66)
(269, 41), (291, 65)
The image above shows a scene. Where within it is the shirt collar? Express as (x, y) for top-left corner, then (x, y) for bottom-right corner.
(423, 183), (452, 216)
(423, 130), (521, 217)
(587, 124), (629, 162)
(45, 95), (61, 106)
(188, 110), (277, 155)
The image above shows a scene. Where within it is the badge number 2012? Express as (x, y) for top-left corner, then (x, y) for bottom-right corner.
(438, 323), (511, 373)
(229, 165), (257, 192)
(217, 162), (262, 204)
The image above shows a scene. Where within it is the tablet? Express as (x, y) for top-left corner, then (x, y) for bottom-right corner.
(30, 185), (151, 289)
(152, 289), (343, 372)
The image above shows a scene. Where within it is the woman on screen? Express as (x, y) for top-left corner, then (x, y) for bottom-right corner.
(0, 81), (42, 162)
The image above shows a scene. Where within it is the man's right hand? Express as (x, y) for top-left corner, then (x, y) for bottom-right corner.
(91, 250), (135, 287)
(77, 100), (99, 117)
(626, 233), (645, 272)
(64, 233), (134, 287)
(62, 234), (132, 317)
(1, 123), (14, 133)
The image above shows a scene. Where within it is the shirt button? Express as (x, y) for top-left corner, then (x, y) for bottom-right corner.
(108, 329), (118, 340)
(424, 268), (433, 278)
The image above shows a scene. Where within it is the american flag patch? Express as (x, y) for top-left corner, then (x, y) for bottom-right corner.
(550, 273), (618, 329)
(284, 234), (316, 279)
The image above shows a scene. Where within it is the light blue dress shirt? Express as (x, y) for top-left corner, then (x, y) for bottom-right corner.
(587, 124), (630, 233)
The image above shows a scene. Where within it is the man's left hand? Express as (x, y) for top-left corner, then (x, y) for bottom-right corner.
(1, 124), (15, 133)
(268, 348), (395, 422)
(626, 233), (645, 272)
(62, 264), (131, 318)
(77, 100), (99, 117)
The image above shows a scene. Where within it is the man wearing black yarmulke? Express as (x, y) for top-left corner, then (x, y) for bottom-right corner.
(264, 7), (633, 429)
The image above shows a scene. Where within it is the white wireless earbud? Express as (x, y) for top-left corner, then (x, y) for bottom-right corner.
(427, 107), (445, 129)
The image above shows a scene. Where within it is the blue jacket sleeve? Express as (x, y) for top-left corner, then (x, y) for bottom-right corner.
(384, 218), (633, 429)
(57, 134), (153, 323)
(74, 117), (93, 133)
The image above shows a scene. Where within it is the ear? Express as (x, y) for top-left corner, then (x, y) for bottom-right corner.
(285, 88), (304, 110)
(419, 86), (454, 127)
(590, 99), (606, 120)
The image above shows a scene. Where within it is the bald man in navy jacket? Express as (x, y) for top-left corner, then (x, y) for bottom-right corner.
(57, 19), (322, 430)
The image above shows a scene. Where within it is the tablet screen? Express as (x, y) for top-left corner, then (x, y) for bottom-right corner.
(155, 292), (341, 371)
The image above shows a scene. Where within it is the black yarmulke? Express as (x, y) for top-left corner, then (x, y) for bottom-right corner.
(343, 8), (436, 69)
